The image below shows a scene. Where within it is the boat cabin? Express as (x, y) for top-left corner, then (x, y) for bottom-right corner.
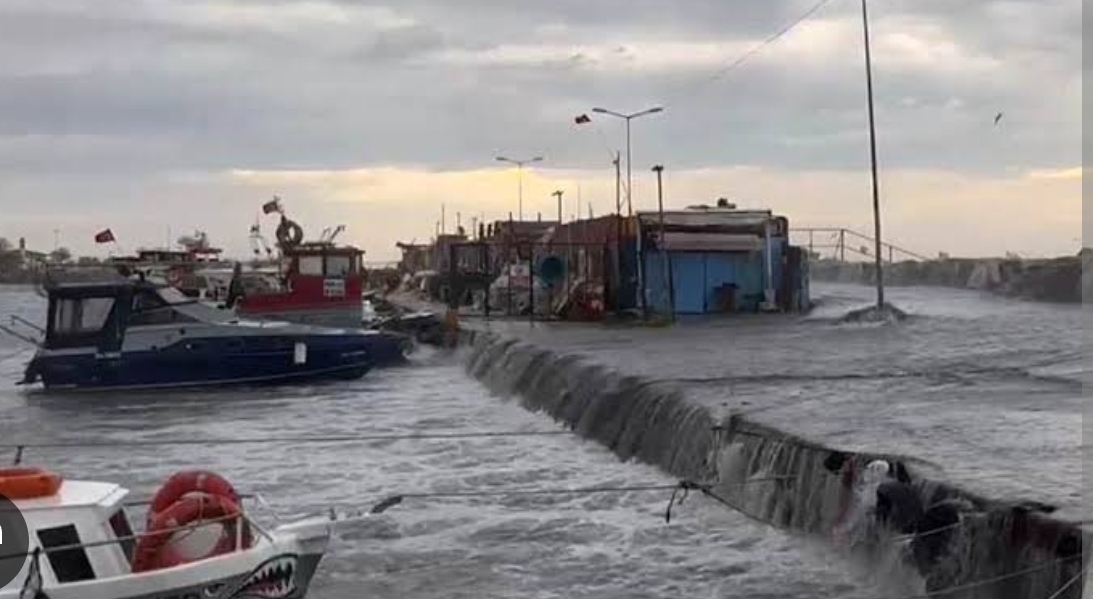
(4, 478), (135, 590)
(40, 281), (201, 352)
(236, 242), (365, 328)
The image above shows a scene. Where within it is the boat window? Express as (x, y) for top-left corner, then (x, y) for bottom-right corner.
(131, 291), (198, 325)
(325, 255), (353, 277)
(130, 306), (199, 326)
(108, 510), (135, 561)
(37, 524), (96, 583)
(298, 256), (324, 276)
(53, 297), (115, 334)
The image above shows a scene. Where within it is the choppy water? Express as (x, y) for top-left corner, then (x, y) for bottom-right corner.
(477, 283), (1089, 521)
(0, 286), (882, 598)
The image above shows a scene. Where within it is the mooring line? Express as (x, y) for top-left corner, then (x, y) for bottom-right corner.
(366, 476), (795, 519)
(6, 430), (579, 464)
(0, 346), (33, 363)
(881, 554), (1083, 599)
(1042, 565), (1086, 599)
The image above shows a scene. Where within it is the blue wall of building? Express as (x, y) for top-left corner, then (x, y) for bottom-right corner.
(643, 239), (790, 315)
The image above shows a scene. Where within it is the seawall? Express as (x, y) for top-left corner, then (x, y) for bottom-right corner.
(812, 250), (1091, 303)
(461, 328), (1086, 598)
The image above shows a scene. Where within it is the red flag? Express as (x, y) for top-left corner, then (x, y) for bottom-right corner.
(574, 114), (591, 125)
(94, 229), (115, 244)
(262, 197), (281, 214)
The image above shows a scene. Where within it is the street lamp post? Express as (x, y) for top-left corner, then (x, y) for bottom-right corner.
(591, 107), (663, 216)
(496, 156), (543, 221)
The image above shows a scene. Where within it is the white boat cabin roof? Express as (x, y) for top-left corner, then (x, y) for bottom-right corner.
(15, 480), (128, 513)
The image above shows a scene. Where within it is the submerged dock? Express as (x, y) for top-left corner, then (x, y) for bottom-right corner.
(401, 282), (1087, 598)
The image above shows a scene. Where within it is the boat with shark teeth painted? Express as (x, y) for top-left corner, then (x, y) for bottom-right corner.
(0, 467), (330, 599)
(18, 275), (380, 391)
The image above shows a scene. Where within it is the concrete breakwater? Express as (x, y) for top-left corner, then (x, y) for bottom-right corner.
(463, 330), (1085, 598)
(812, 250), (1091, 303)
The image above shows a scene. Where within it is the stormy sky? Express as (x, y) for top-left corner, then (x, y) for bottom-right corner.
(0, 0), (1082, 260)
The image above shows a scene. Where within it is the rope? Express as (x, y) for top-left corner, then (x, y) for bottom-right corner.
(662, 0), (842, 107)
(0, 346), (33, 363)
(881, 554), (1083, 599)
(695, 483), (1084, 599)
(367, 476), (795, 516)
(1042, 566), (1086, 599)
(4, 430), (576, 455)
(889, 520), (964, 544)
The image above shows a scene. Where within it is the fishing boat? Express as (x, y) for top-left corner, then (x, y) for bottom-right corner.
(0, 467), (330, 599)
(231, 200), (411, 365)
(18, 277), (381, 391)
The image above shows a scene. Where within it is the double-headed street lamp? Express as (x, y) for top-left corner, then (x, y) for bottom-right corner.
(495, 155), (543, 221)
(591, 106), (663, 216)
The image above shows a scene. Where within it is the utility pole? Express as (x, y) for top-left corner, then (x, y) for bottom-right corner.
(613, 152), (623, 312)
(861, 0), (885, 310)
(441, 204), (446, 236)
(553, 190), (564, 225)
(653, 165), (674, 320)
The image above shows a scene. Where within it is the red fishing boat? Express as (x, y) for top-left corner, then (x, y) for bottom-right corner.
(233, 199), (410, 365)
(236, 240), (365, 329)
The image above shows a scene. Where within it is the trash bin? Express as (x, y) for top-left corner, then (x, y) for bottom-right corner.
(716, 284), (737, 313)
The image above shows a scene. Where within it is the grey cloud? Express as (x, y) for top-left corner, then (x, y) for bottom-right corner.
(0, 0), (1080, 178)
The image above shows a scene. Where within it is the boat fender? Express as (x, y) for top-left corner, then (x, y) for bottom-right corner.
(146, 470), (241, 525)
(0, 467), (62, 500)
(131, 493), (249, 573)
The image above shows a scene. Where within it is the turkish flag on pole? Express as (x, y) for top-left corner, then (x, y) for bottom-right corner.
(574, 114), (591, 124)
(262, 196), (282, 214)
(94, 229), (116, 244)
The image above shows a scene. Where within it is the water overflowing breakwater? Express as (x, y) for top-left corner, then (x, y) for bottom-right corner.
(812, 250), (1092, 303)
(455, 289), (1087, 598)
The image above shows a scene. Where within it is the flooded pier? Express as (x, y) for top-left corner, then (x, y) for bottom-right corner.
(456, 282), (1087, 598)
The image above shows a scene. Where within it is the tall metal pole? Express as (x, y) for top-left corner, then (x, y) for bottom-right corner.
(861, 0), (885, 309)
(653, 165), (674, 319)
(614, 153), (622, 216)
(625, 118), (633, 217)
(497, 156), (542, 222)
(613, 152), (623, 313)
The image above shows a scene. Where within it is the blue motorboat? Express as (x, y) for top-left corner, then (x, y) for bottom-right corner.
(19, 278), (387, 391)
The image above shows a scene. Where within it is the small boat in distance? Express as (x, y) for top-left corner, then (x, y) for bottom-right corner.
(0, 467), (331, 599)
(19, 276), (381, 391)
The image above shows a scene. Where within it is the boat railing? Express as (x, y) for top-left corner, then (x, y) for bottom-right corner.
(0, 510), (271, 565)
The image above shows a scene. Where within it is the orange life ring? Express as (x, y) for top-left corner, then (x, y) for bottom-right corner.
(0, 467), (63, 500)
(131, 493), (249, 573)
(147, 470), (240, 525)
